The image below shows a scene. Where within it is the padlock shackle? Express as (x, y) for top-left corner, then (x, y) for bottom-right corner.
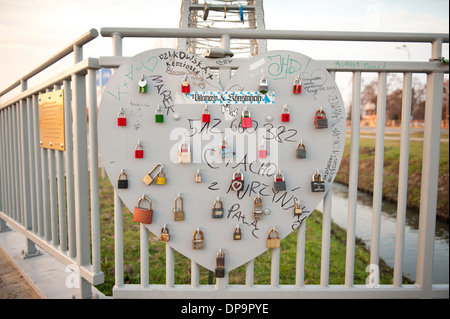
(274, 172), (284, 181)
(118, 171), (128, 180)
(312, 172), (323, 181)
(146, 163), (163, 179)
(254, 196), (262, 205)
(268, 227), (279, 239)
(213, 199), (223, 209)
(315, 108), (326, 118)
(161, 226), (169, 234)
(179, 142), (190, 152)
(137, 195), (152, 210)
(296, 142), (306, 150)
(232, 171), (244, 180)
(193, 229), (204, 240)
(175, 194), (183, 210)
(242, 108), (250, 117)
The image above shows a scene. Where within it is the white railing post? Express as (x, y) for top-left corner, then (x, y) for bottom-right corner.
(345, 71), (361, 288)
(393, 72), (412, 287)
(415, 39), (445, 295)
(369, 72), (387, 288)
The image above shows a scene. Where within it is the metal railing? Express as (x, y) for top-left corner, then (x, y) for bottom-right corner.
(0, 26), (449, 299)
(0, 29), (103, 299)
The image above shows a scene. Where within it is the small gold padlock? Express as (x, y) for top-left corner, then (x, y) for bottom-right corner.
(267, 226), (280, 249)
(142, 163), (163, 186)
(195, 169), (202, 183)
(173, 193), (184, 221)
(155, 167), (166, 185)
(294, 199), (302, 216)
(160, 225), (170, 242)
(233, 225), (242, 240)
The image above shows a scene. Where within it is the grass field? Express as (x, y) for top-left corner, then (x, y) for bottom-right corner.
(95, 171), (412, 296)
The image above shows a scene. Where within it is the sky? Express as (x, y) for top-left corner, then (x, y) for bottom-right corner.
(0, 0), (448, 103)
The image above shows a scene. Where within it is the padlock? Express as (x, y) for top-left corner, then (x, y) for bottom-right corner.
(142, 163), (163, 186)
(212, 199), (224, 218)
(215, 249), (225, 278)
(267, 227), (280, 249)
(202, 105), (210, 123)
(294, 199), (302, 216)
(135, 142), (144, 159)
(221, 140), (233, 159)
(160, 225), (170, 242)
(273, 170), (287, 192)
(178, 141), (191, 163)
(195, 169), (202, 183)
(259, 75), (268, 94)
(293, 75), (302, 94)
(258, 141), (267, 159)
(253, 195), (263, 220)
(231, 171), (244, 191)
(117, 170), (128, 189)
(296, 140), (306, 159)
(173, 194), (184, 221)
(133, 195), (153, 224)
(314, 108), (328, 129)
(192, 229), (205, 250)
(117, 108), (126, 126)
(155, 105), (164, 123)
(281, 104), (290, 122)
(138, 74), (147, 93)
(233, 225), (242, 240)
(311, 170), (325, 192)
(181, 75), (190, 93)
(155, 167), (166, 185)
(241, 107), (252, 128)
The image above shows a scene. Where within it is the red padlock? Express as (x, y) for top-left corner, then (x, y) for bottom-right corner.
(117, 109), (126, 126)
(281, 104), (290, 122)
(202, 105), (210, 123)
(135, 143), (144, 158)
(181, 75), (190, 94)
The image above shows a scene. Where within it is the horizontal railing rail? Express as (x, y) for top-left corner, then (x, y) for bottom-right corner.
(0, 29), (98, 98)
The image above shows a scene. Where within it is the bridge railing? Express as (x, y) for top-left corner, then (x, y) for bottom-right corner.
(0, 29), (103, 299)
(0, 27), (448, 299)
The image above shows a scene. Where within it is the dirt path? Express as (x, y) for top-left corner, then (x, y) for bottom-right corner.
(0, 247), (41, 299)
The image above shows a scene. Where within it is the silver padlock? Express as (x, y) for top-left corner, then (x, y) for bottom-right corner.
(192, 229), (205, 250)
(296, 140), (306, 158)
(311, 170), (325, 192)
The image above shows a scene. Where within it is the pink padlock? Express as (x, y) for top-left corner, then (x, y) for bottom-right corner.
(258, 142), (267, 158)
(241, 108), (252, 128)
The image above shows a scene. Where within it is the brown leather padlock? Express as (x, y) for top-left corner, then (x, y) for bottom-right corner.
(133, 195), (153, 224)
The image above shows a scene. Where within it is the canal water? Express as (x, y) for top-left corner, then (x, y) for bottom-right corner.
(316, 183), (449, 284)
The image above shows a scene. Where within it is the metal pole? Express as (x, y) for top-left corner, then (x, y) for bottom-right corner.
(415, 39), (444, 296)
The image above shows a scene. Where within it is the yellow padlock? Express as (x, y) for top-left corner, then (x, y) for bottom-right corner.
(155, 168), (166, 185)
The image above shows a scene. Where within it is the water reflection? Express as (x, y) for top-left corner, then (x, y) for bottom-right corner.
(316, 183), (449, 284)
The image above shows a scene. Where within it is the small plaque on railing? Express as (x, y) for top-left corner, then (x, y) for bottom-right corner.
(38, 89), (65, 151)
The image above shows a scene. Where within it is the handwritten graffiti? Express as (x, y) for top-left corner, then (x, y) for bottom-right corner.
(267, 54), (304, 80)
